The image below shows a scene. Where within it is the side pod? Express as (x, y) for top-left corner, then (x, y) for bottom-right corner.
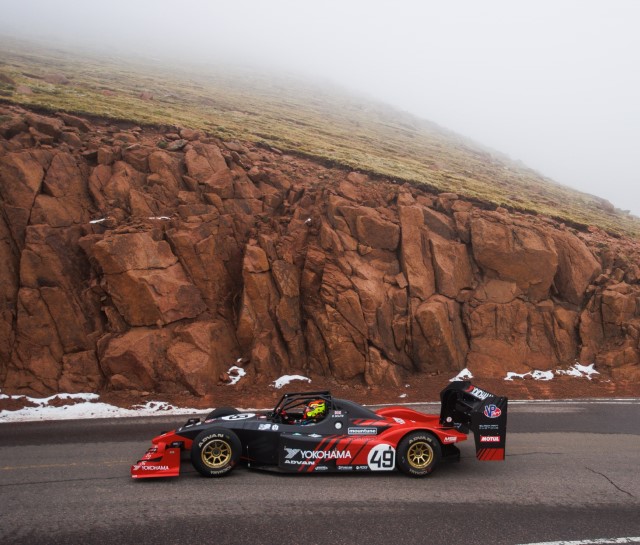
(439, 381), (508, 461)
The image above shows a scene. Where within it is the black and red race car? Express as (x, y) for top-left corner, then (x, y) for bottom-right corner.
(131, 381), (507, 479)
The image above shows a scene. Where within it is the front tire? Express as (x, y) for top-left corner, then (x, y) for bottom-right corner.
(191, 428), (242, 477)
(397, 432), (441, 477)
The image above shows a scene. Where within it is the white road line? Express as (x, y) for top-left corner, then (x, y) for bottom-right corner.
(517, 537), (640, 545)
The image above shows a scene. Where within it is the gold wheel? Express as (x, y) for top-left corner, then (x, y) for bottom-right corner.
(201, 439), (232, 469)
(407, 441), (434, 469)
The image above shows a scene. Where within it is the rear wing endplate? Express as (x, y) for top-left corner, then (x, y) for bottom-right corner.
(440, 381), (508, 461)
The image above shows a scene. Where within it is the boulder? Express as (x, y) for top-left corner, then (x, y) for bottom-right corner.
(102, 265), (205, 326)
(236, 244), (291, 376)
(430, 235), (474, 298)
(552, 230), (601, 305)
(58, 112), (93, 133)
(0, 150), (46, 243)
(471, 216), (558, 302)
(365, 345), (402, 387)
(314, 306), (366, 380)
(24, 112), (64, 138)
(355, 213), (400, 251)
(100, 329), (168, 391)
(59, 351), (102, 392)
(184, 142), (234, 197)
(412, 296), (468, 373)
(82, 231), (205, 326)
(398, 205), (436, 301)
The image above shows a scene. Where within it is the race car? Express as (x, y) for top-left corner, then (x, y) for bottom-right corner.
(131, 380), (507, 479)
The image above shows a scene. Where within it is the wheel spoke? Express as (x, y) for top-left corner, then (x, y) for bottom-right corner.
(408, 441), (433, 469)
(202, 439), (232, 469)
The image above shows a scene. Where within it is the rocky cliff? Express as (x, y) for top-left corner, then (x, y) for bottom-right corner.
(1, 104), (639, 398)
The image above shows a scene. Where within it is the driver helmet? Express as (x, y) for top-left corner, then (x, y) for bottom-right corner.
(304, 399), (327, 420)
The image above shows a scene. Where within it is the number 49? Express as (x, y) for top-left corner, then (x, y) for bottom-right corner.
(369, 445), (395, 470)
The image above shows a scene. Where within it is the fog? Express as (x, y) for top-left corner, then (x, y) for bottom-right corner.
(2, 0), (639, 216)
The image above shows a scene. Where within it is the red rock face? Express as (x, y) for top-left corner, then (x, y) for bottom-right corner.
(0, 104), (639, 396)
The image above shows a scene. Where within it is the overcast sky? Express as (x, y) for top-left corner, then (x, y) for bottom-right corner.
(2, 0), (639, 216)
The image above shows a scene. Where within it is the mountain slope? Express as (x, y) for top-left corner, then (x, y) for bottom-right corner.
(1, 36), (638, 237)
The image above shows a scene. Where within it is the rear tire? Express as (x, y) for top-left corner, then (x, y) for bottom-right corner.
(205, 407), (239, 421)
(396, 432), (441, 477)
(191, 428), (242, 477)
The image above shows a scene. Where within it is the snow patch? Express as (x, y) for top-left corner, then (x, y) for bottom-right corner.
(505, 363), (600, 381)
(505, 371), (553, 381)
(505, 372), (531, 381)
(557, 363), (600, 380)
(531, 370), (554, 381)
(0, 392), (209, 423)
(0, 392), (99, 404)
(89, 218), (106, 224)
(272, 375), (311, 389)
(450, 368), (473, 382)
(226, 365), (246, 386)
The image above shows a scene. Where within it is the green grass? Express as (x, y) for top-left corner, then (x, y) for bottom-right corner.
(1, 35), (638, 237)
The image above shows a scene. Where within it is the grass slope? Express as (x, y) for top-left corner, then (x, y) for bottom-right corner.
(1, 35), (638, 237)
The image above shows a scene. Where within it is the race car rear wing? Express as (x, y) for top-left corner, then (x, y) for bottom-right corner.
(439, 381), (508, 461)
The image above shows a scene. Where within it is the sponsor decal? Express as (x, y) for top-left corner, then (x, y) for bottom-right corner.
(272, 425), (279, 431)
(284, 448), (352, 461)
(483, 404), (502, 418)
(479, 423), (499, 430)
(348, 427), (378, 436)
(314, 465), (329, 472)
(198, 433), (225, 447)
(337, 465), (354, 471)
(220, 413), (255, 421)
(443, 436), (457, 443)
(466, 385), (491, 400)
(136, 464), (170, 471)
(480, 436), (500, 443)
(356, 465), (369, 471)
(367, 444), (396, 471)
(393, 417), (405, 425)
(283, 459), (314, 466)
(258, 423), (272, 431)
(331, 411), (344, 418)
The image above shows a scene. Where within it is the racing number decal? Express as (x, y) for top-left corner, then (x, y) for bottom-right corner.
(220, 413), (255, 421)
(367, 444), (395, 471)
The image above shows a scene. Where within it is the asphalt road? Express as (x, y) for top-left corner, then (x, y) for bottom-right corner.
(1, 400), (640, 545)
